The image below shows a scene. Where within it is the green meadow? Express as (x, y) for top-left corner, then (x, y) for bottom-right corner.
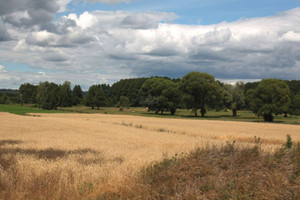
(1, 104), (299, 125)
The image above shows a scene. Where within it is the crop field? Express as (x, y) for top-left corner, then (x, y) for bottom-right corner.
(0, 112), (300, 199)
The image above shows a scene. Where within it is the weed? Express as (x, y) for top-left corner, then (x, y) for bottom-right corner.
(285, 134), (293, 149)
(224, 140), (236, 154)
(79, 182), (94, 198)
(157, 128), (169, 132)
(135, 124), (143, 129)
(254, 136), (261, 144)
(121, 121), (132, 127)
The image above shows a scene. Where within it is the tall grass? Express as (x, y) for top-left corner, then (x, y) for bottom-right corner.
(113, 141), (300, 200)
(1, 140), (299, 199)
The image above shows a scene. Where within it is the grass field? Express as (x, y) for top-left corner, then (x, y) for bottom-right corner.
(59, 105), (300, 124)
(0, 112), (300, 199)
(1, 104), (300, 125)
(0, 104), (65, 115)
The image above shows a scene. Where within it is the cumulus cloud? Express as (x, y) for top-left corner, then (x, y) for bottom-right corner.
(0, 0), (71, 31)
(1, 7), (300, 89)
(282, 31), (300, 42)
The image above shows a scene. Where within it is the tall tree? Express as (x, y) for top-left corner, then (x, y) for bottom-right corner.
(58, 81), (73, 107)
(85, 85), (106, 109)
(248, 79), (291, 122)
(118, 96), (130, 111)
(0, 94), (11, 104)
(140, 77), (181, 115)
(223, 82), (245, 117)
(72, 85), (83, 105)
(288, 95), (300, 116)
(110, 78), (148, 107)
(180, 71), (222, 117)
(36, 82), (59, 110)
(19, 83), (37, 104)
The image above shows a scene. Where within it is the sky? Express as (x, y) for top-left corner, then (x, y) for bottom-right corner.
(0, 0), (300, 89)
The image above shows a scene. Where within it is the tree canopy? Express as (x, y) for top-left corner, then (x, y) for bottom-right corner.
(72, 85), (83, 105)
(36, 82), (60, 110)
(248, 79), (291, 122)
(19, 83), (37, 104)
(180, 71), (222, 117)
(3, 71), (300, 120)
(85, 85), (106, 109)
(223, 82), (246, 116)
(140, 77), (181, 115)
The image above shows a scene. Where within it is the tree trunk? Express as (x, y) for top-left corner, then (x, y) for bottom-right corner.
(170, 108), (176, 115)
(200, 107), (206, 117)
(232, 109), (237, 117)
(194, 109), (198, 117)
(263, 113), (273, 122)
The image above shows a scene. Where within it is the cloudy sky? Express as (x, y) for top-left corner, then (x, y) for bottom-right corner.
(0, 0), (300, 89)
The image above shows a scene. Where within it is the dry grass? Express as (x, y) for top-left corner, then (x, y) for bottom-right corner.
(119, 143), (300, 200)
(0, 112), (300, 199)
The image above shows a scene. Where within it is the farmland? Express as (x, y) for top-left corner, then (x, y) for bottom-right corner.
(0, 112), (300, 199)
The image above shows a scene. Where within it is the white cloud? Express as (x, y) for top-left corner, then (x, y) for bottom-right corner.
(0, 65), (7, 72)
(1, 7), (300, 89)
(282, 31), (300, 42)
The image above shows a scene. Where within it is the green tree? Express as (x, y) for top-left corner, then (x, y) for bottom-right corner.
(72, 85), (83, 105)
(223, 82), (245, 117)
(180, 71), (222, 117)
(289, 95), (300, 116)
(118, 96), (130, 111)
(36, 82), (59, 110)
(110, 78), (148, 107)
(0, 94), (12, 104)
(19, 83), (37, 104)
(140, 77), (181, 115)
(248, 79), (291, 122)
(161, 83), (181, 115)
(58, 81), (73, 107)
(85, 85), (106, 109)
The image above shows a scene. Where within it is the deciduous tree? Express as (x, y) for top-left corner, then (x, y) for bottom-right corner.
(85, 85), (106, 109)
(248, 79), (291, 122)
(140, 77), (181, 115)
(180, 71), (222, 117)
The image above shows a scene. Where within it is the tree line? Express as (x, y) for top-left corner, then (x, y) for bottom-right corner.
(1, 71), (300, 122)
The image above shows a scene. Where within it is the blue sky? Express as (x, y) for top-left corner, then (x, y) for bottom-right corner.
(0, 0), (300, 89)
(63, 0), (300, 24)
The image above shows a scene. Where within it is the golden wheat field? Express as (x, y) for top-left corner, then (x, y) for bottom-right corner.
(0, 112), (300, 199)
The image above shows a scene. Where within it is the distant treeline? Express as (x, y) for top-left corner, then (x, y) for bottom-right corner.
(1, 71), (300, 121)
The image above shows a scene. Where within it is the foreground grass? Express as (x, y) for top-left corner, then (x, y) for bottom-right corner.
(1, 139), (299, 199)
(102, 142), (300, 200)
